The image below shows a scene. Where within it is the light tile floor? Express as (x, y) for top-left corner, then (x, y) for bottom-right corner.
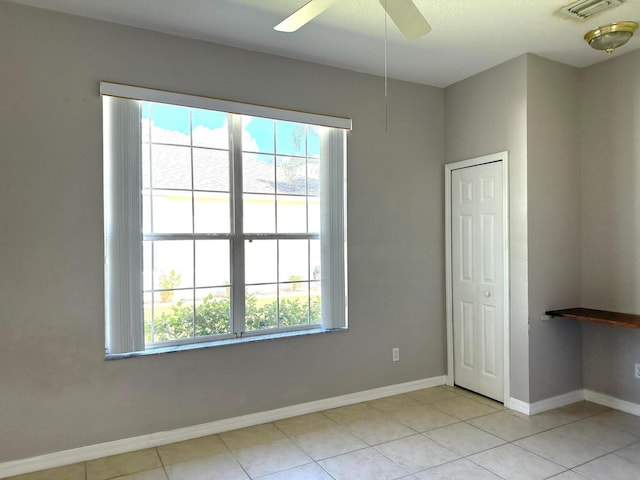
(8, 386), (640, 480)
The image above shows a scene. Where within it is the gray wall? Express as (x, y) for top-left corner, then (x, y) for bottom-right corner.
(0, 3), (445, 461)
(445, 54), (587, 404)
(526, 55), (583, 403)
(580, 49), (640, 403)
(445, 56), (531, 402)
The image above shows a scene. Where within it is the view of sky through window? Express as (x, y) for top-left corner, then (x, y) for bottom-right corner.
(142, 102), (320, 157)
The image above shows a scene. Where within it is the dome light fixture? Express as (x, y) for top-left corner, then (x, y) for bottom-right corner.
(584, 21), (638, 54)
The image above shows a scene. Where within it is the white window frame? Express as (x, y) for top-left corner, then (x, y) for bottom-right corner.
(102, 83), (350, 356)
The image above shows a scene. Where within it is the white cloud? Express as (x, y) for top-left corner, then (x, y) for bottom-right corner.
(142, 117), (260, 152)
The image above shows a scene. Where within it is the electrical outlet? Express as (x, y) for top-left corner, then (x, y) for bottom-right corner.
(635, 363), (640, 379)
(392, 347), (400, 362)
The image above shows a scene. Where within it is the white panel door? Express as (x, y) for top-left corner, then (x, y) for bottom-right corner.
(451, 161), (504, 401)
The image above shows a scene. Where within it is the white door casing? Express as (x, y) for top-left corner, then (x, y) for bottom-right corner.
(445, 152), (509, 404)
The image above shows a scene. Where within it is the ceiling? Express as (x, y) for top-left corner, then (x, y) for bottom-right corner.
(8, 0), (640, 87)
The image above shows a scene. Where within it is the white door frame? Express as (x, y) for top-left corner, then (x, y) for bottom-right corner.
(445, 151), (511, 405)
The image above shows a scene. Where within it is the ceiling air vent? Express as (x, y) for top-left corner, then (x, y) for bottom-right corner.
(562, 0), (624, 19)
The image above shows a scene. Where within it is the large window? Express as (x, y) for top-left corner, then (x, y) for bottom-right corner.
(102, 83), (349, 355)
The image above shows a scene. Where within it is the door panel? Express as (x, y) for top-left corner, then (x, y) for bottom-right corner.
(481, 304), (497, 376)
(460, 215), (473, 282)
(481, 213), (496, 283)
(461, 301), (474, 369)
(451, 161), (504, 401)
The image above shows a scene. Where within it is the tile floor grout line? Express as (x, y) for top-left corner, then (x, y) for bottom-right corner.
(462, 449), (521, 480)
(417, 455), (510, 480)
(217, 428), (236, 453)
(511, 412), (640, 463)
(455, 422), (566, 479)
(551, 443), (637, 473)
(421, 419), (506, 457)
(507, 440), (572, 469)
(235, 451), (253, 480)
(501, 421), (626, 478)
(373, 434), (461, 478)
(466, 410), (587, 443)
(153, 446), (169, 480)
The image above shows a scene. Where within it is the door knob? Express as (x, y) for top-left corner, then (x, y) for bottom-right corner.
(485, 291), (491, 297)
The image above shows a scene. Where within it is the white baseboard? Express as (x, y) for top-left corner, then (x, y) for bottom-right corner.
(0, 376), (446, 478)
(506, 389), (640, 418)
(508, 390), (587, 416)
(584, 389), (640, 417)
(529, 390), (585, 415)
(506, 397), (531, 415)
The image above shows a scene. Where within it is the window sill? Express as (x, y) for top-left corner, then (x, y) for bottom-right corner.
(105, 326), (348, 360)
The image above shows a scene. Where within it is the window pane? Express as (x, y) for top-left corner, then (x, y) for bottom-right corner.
(143, 241), (153, 291)
(195, 287), (231, 336)
(308, 197), (320, 234)
(310, 281), (321, 323)
(144, 291), (154, 343)
(195, 240), (230, 288)
(153, 240), (193, 290)
(244, 154), (275, 194)
(243, 116), (274, 154)
(308, 126), (320, 158)
(308, 157), (320, 196)
(194, 191), (230, 234)
(142, 190), (151, 234)
(244, 194), (275, 233)
(310, 240), (321, 280)
(279, 239), (309, 282)
(193, 148), (229, 192)
(151, 103), (191, 146)
(277, 195), (307, 233)
(151, 190), (193, 234)
(141, 102), (151, 143)
(245, 239), (277, 285)
(279, 282), (309, 327)
(151, 145), (192, 190)
(277, 156), (306, 195)
(245, 284), (277, 331)
(142, 144), (151, 189)
(276, 120), (306, 156)
(192, 109), (228, 149)
(151, 289), (194, 342)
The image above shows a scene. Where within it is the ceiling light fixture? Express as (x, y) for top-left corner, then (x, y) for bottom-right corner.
(584, 21), (638, 54)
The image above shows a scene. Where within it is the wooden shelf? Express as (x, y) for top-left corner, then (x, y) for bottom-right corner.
(546, 308), (640, 330)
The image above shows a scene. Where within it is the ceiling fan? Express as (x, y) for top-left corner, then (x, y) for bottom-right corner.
(274, 0), (432, 41)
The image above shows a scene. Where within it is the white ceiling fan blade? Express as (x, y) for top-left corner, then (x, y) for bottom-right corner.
(274, 0), (338, 33)
(379, 0), (432, 40)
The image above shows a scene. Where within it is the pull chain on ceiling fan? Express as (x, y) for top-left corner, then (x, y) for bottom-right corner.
(274, 0), (431, 41)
